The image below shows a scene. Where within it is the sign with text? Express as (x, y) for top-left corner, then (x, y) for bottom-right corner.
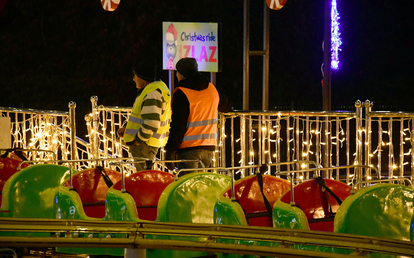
(0, 117), (11, 149)
(162, 22), (219, 72)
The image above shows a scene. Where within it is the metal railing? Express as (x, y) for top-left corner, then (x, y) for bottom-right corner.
(1, 217), (414, 258)
(0, 106), (71, 160)
(4, 98), (414, 187)
(365, 101), (414, 183)
(86, 96), (131, 161)
(1, 103), (107, 171)
(219, 108), (357, 184)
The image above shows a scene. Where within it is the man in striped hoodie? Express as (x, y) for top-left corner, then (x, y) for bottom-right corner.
(117, 58), (171, 171)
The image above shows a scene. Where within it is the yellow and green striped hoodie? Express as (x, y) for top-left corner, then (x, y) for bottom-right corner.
(124, 81), (171, 148)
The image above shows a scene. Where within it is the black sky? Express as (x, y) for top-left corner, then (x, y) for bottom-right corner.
(1, 0), (414, 114)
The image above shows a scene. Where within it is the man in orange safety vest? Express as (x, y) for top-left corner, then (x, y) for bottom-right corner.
(164, 57), (232, 176)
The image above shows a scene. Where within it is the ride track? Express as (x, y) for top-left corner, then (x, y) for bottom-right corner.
(1, 217), (414, 258)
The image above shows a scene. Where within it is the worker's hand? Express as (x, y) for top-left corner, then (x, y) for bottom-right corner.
(117, 127), (126, 138)
(164, 151), (176, 171)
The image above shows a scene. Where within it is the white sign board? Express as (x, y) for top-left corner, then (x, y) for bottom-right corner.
(0, 117), (11, 149)
(162, 22), (219, 72)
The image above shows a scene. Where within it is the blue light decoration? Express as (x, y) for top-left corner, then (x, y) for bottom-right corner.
(331, 0), (342, 69)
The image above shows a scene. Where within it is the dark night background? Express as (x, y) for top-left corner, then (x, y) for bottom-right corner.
(1, 0), (414, 134)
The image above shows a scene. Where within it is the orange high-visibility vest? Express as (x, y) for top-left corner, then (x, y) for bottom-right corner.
(178, 83), (219, 149)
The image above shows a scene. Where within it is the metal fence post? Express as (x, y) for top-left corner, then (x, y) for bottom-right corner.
(355, 100), (363, 185)
(91, 96), (99, 161)
(68, 101), (77, 162)
(364, 100), (373, 180)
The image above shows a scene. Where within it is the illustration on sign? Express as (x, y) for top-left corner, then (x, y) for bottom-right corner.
(162, 22), (219, 73)
(165, 23), (178, 70)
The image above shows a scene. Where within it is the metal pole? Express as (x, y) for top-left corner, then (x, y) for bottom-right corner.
(241, 115), (246, 177)
(323, 0), (331, 111)
(68, 101), (77, 188)
(355, 100), (363, 183)
(365, 100), (373, 180)
(91, 96), (99, 160)
(323, 117), (330, 178)
(231, 170), (235, 200)
(68, 101), (77, 161)
(210, 72), (216, 86)
(169, 70), (175, 93)
(243, 0), (250, 110)
(262, 1), (270, 111)
(220, 115), (226, 168)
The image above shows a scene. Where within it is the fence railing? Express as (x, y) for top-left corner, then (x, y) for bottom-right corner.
(3, 97), (414, 187)
(86, 97), (414, 186)
(219, 109), (358, 184)
(219, 100), (414, 186)
(0, 106), (74, 160)
(0, 103), (90, 170)
(84, 96), (135, 174)
(365, 102), (414, 182)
